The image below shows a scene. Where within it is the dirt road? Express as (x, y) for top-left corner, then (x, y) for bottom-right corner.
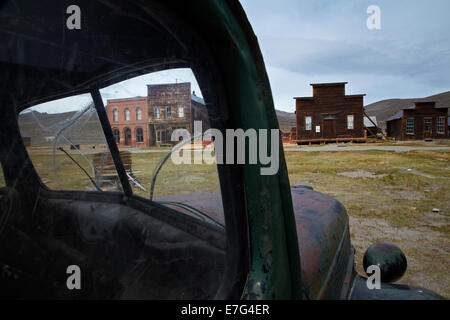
(284, 145), (450, 152)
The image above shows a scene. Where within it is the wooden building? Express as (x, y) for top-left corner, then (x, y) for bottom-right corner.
(147, 83), (208, 146)
(448, 116), (450, 138)
(294, 82), (367, 143)
(386, 102), (448, 141)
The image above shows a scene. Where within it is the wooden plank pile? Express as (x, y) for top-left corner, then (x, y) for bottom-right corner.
(92, 151), (146, 192)
(92, 150), (132, 177)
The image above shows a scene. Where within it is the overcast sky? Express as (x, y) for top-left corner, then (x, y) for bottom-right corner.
(241, 0), (450, 111)
(29, 0), (450, 114)
(28, 69), (203, 114)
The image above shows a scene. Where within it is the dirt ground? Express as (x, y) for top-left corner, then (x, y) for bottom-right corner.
(285, 149), (449, 298)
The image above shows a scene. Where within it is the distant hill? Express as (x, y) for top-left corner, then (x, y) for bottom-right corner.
(25, 96), (445, 143)
(276, 109), (296, 133)
(18, 101), (251, 147)
(365, 91), (450, 130)
(18, 109), (106, 147)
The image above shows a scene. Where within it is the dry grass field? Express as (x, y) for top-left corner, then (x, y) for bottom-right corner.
(1, 146), (449, 297)
(285, 149), (449, 298)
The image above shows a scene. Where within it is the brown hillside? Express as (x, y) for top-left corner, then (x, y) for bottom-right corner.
(365, 91), (450, 130)
(276, 109), (296, 133)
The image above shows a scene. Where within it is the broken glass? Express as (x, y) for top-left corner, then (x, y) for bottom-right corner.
(18, 94), (121, 192)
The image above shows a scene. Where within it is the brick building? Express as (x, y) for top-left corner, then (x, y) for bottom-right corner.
(386, 102), (448, 140)
(107, 96), (148, 146)
(106, 82), (208, 147)
(294, 82), (367, 143)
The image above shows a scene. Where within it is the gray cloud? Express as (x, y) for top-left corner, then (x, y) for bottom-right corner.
(241, 0), (450, 110)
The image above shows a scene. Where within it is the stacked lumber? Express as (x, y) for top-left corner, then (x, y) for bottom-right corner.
(92, 150), (132, 175)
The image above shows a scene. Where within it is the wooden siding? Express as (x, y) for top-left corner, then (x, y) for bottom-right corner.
(386, 118), (402, 140)
(295, 83), (365, 142)
(387, 102), (448, 140)
(147, 83), (208, 146)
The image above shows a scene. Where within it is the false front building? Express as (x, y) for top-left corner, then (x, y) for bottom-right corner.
(386, 102), (448, 140)
(294, 82), (367, 144)
(106, 82), (208, 147)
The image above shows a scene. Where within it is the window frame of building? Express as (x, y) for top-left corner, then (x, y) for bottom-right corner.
(136, 107), (142, 120)
(437, 116), (445, 134)
(424, 118), (432, 132)
(124, 108), (130, 121)
(347, 115), (354, 130)
(178, 106), (184, 118)
(166, 106), (171, 118)
(155, 107), (160, 119)
(113, 108), (118, 122)
(305, 116), (312, 131)
(406, 118), (414, 135)
(136, 127), (144, 143)
(113, 128), (120, 144)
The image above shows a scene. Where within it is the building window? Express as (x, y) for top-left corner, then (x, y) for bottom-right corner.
(136, 127), (143, 143)
(406, 118), (414, 134)
(155, 107), (160, 119)
(305, 116), (312, 131)
(166, 106), (171, 118)
(437, 116), (445, 133)
(136, 107), (142, 120)
(178, 107), (184, 118)
(347, 115), (354, 130)
(113, 128), (120, 143)
(124, 108), (130, 121)
(113, 108), (118, 122)
(424, 118), (431, 132)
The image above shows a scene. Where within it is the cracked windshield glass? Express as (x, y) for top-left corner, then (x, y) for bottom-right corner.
(18, 68), (224, 226)
(18, 93), (120, 192)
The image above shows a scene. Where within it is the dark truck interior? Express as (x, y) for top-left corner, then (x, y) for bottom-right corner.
(0, 187), (226, 299)
(0, 0), (250, 299)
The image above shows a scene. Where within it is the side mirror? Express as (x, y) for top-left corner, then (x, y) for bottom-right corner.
(363, 242), (407, 283)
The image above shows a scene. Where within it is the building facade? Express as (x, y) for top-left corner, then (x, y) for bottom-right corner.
(107, 97), (149, 147)
(294, 82), (366, 143)
(386, 102), (448, 140)
(106, 82), (208, 147)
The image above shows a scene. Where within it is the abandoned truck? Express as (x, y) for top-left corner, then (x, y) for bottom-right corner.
(0, 0), (443, 299)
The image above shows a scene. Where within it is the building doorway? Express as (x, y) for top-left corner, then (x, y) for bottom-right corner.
(156, 129), (167, 144)
(323, 119), (336, 139)
(124, 127), (132, 146)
